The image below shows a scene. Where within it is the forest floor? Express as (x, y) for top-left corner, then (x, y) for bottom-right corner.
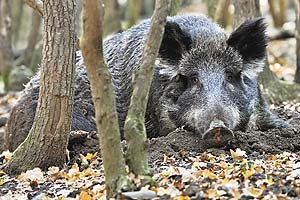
(0, 35), (300, 199)
(0, 94), (299, 199)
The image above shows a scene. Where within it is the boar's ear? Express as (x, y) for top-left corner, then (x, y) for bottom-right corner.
(227, 17), (268, 62)
(159, 21), (192, 62)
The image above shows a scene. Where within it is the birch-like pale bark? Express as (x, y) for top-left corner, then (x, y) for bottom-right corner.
(124, 0), (171, 175)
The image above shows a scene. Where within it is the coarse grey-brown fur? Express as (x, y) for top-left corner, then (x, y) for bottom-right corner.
(5, 15), (288, 151)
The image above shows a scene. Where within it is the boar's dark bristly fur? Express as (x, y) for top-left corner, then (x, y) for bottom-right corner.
(5, 15), (288, 151)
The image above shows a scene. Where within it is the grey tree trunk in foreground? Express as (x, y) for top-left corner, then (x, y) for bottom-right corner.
(233, 0), (300, 102)
(124, 0), (171, 175)
(295, 0), (300, 83)
(0, 0), (13, 91)
(80, 0), (131, 198)
(5, 0), (76, 174)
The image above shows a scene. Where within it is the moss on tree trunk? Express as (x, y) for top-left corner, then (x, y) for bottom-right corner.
(80, 0), (131, 198)
(124, 0), (171, 176)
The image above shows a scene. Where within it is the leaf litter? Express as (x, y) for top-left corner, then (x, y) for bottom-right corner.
(1, 149), (300, 199)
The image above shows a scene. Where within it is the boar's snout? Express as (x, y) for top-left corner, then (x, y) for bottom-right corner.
(202, 119), (234, 147)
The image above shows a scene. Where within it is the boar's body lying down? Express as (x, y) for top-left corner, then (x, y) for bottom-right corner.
(5, 15), (288, 150)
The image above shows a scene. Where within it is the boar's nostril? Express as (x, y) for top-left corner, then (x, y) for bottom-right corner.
(202, 119), (234, 147)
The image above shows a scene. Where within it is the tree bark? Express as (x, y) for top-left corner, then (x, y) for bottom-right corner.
(124, 0), (171, 175)
(232, 0), (260, 28)
(268, 0), (288, 28)
(141, 0), (154, 16)
(268, 0), (281, 27)
(12, 0), (24, 47)
(80, 0), (130, 198)
(295, 0), (300, 83)
(21, 12), (41, 68)
(205, 0), (231, 29)
(215, 0), (231, 28)
(170, 0), (181, 16)
(126, 0), (141, 28)
(279, 0), (288, 26)
(104, 0), (122, 36)
(4, 0), (76, 174)
(205, 0), (219, 20)
(233, 0), (300, 102)
(75, 0), (82, 36)
(0, 0), (13, 91)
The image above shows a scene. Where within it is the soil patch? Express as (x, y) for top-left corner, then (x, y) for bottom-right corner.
(148, 106), (300, 163)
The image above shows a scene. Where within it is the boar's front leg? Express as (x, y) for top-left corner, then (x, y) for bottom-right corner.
(248, 99), (290, 131)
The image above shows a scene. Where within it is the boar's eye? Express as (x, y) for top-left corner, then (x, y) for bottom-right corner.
(191, 76), (199, 85)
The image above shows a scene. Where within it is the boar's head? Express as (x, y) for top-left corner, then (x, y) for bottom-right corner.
(146, 17), (268, 140)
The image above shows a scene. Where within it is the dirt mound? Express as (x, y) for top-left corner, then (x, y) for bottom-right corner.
(148, 106), (300, 163)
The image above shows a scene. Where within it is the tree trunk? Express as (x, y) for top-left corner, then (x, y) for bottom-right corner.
(215, 0), (231, 28)
(232, 0), (260, 27)
(141, 0), (154, 16)
(103, 0), (122, 36)
(126, 0), (141, 28)
(170, 0), (181, 16)
(0, 0), (13, 91)
(268, 0), (288, 28)
(81, 0), (131, 198)
(295, 0), (300, 83)
(22, 12), (41, 68)
(268, 0), (281, 27)
(4, 0), (76, 175)
(124, 0), (171, 175)
(279, 0), (288, 26)
(75, 0), (82, 36)
(12, 0), (24, 47)
(233, 0), (300, 102)
(205, 0), (231, 29)
(205, 0), (220, 20)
